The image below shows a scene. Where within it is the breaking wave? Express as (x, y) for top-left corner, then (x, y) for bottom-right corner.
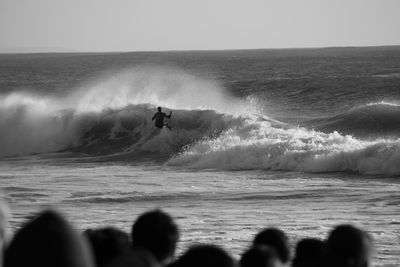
(168, 118), (400, 175)
(1, 67), (400, 175)
(0, 66), (248, 157)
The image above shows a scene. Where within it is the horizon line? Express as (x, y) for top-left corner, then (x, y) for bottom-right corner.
(1, 44), (400, 55)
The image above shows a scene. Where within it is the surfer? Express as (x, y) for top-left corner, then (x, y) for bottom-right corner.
(152, 107), (172, 130)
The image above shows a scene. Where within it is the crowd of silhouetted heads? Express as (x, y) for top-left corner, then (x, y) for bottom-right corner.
(0, 202), (373, 267)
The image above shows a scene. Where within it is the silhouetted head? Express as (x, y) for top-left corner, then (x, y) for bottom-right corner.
(158, 107), (162, 112)
(104, 248), (160, 267)
(4, 209), (94, 267)
(169, 244), (235, 267)
(253, 228), (290, 264)
(240, 245), (280, 267)
(131, 209), (179, 265)
(292, 238), (325, 267)
(84, 227), (130, 267)
(0, 199), (10, 265)
(324, 224), (372, 267)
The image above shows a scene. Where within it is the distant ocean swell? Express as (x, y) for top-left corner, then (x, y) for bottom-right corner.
(306, 101), (400, 137)
(64, 190), (337, 205)
(1, 67), (399, 175)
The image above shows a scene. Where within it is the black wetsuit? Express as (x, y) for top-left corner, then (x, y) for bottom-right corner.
(152, 111), (171, 128)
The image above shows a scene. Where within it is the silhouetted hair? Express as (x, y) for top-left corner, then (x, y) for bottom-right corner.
(0, 199), (10, 241)
(324, 224), (372, 267)
(240, 245), (280, 267)
(84, 227), (130, 267)
(158, 107), (162, 111)
(4, 209), (94, 267)
(169, 244), (234, 267)
(0, 198), (10, 266)
(131, 209), (179, 264)
(104, 249), (159, 267)
(293, 238), (325, 267)
(253, 228), (290, 264)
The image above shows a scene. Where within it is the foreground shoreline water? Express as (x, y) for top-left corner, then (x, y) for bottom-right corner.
(1, 206), (374, 267)
(2, 158), (400, 266)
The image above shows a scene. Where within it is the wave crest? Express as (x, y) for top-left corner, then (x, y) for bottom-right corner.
(168, 118), (400, 175)
(306, 102), (400, 137)
(0, 66), (249, 157)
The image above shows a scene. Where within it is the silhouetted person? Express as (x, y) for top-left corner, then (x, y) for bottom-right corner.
(168, 244), (235, 267)
(4, 209), (94, 267)
(293, 238), (325, 267)
(104, 249), (159, 267)
(131, 209), (179, 266)
(240, 245), (280, 267)
(253, 228), (291, 265)
(152, 107), (172, 130)
(322, 224), (372, 267)
(0, 199), (10, 267)
(84, 227), (130, 267)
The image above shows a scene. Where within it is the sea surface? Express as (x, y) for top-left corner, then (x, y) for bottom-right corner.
(0, 47), (400, 266)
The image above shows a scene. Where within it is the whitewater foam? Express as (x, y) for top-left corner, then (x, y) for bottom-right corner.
(168, 118), (400, 175)
(72, 66), (247, 115)
(365, 101), (400, 107)
(0, 66), (248, 157)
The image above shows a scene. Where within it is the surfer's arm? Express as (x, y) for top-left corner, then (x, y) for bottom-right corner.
(152, 114), (156, 121)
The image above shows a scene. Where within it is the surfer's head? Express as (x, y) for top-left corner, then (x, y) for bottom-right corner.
(157, 107), (162, 112)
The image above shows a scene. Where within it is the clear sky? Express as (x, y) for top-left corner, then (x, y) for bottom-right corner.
(0, 0), (399, 52)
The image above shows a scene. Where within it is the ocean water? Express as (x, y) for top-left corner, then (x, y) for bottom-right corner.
(0, 47), (400, 266)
